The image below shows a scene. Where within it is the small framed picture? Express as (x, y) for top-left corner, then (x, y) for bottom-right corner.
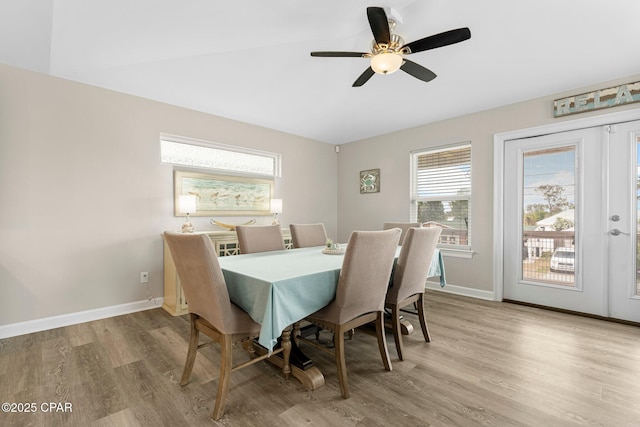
(360, 168), (380, 193)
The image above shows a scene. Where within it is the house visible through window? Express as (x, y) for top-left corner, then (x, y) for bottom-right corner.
(160, 134), (281, 177)
(411, 143), (471, 250)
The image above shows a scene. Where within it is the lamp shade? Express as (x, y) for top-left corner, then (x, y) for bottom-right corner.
(179, 195), (197, 214)
(370, 52), (403, 75)
(270, 198), (283, 214)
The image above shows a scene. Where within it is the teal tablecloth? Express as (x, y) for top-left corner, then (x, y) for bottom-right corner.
(218, 246), (445, 351)
(430, 249), (446, 287)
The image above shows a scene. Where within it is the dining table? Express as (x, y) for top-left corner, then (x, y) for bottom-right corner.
(217, 245), (445, 390)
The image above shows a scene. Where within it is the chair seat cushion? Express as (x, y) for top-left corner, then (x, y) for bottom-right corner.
(224, 302), (261, 335)
(306, 302), (356, 326)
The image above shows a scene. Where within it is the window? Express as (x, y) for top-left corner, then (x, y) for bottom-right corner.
(411, 143), (471, 251)
(160, 134), (281, 177)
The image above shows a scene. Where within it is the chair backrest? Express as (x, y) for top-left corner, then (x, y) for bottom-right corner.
(236, 224), (285, 254)
(163, 232), (234, 332)
(388, 227), (442, 303)
(289, 223), (328, 248)
(333, 228), (402, 323)
(383, 222), (423, 245)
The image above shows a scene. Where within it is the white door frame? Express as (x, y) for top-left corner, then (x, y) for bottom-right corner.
(493, 108), (640, 302)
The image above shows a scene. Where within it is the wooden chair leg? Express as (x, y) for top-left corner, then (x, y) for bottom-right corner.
(374, 312), (392, 371)
(416, 293), (431, 342)
(212, 335), (233, 420)
(334, 325), (349, 398)
(390, 304), (405, 361)
(180, 314), (200, 386)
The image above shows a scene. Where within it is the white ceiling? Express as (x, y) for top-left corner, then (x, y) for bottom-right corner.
(2, 0), (640, 144)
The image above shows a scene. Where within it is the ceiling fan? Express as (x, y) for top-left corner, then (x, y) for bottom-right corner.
(310, 6), (471, 87)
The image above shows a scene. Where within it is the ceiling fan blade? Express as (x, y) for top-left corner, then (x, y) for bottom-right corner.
(402, 27), (471, 53)
(311, 51), (369, 58)
(352, 67), (375, 87)
(400, 59), (437, 82)
(367, 7), (390, 45)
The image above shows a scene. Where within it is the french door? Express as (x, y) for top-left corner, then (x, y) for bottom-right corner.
(608, 121), (640, 321)
(503, 121), (640, 323)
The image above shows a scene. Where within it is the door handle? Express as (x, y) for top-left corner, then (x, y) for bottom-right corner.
(609, 229), (630, 236)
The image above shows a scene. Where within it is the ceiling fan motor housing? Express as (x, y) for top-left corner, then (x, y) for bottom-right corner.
(371, 34), (405, 55)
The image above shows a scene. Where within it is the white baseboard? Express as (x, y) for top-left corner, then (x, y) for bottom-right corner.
(426, 280), (495, 301)
(0, 297), (165, 340)
(1, 282), (494, 340)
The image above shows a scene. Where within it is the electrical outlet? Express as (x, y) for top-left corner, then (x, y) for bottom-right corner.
(140, 272), (149, 283)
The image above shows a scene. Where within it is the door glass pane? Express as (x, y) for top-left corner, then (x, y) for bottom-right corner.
(522, 146), (576, 286)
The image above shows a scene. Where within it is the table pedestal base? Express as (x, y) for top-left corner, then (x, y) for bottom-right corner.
(396, 319), (414, 335)
(251, 341), (325, 391)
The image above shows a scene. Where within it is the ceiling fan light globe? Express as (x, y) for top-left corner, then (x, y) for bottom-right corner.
(370, 52), (402, 75)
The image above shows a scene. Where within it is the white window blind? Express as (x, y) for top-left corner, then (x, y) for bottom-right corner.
(412, 143), (471, 249)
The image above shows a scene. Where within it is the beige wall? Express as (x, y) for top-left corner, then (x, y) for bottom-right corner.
(337, 73), (640, 293)
(0, 64), (337, 326)
(2, 61), (639, 329)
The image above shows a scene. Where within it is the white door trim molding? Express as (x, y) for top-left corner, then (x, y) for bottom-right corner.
(493, 108), (640, 302)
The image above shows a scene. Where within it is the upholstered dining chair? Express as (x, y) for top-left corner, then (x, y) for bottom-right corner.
(235, 224), (285, 254)
(163, 232), (283, 420)
(289, 223), (328, 248)
(382, 222), (423, 245)
(289, 222), (331, 340)
(299, 228), (402, 398)
(385, 227), (442, 361)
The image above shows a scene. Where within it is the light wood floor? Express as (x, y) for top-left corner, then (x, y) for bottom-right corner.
(2, 291), (640, 426)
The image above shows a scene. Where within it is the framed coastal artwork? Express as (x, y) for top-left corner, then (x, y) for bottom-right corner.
(360, 168), (380, 194)
(174, 171), (273, 216)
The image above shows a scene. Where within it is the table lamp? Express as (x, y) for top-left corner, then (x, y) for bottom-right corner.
(179, 195), (197, 233)
(270, 199), (282, 225)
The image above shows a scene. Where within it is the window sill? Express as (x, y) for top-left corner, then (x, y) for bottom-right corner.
(439, 247), (474, 259)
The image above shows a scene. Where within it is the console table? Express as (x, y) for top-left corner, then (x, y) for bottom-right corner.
(162, 229), (293, 316)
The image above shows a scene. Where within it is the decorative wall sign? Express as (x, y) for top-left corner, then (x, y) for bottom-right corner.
(554, 81), (640, 117)
(360, 168), (380, 193)
(174, 171), (273, 216)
